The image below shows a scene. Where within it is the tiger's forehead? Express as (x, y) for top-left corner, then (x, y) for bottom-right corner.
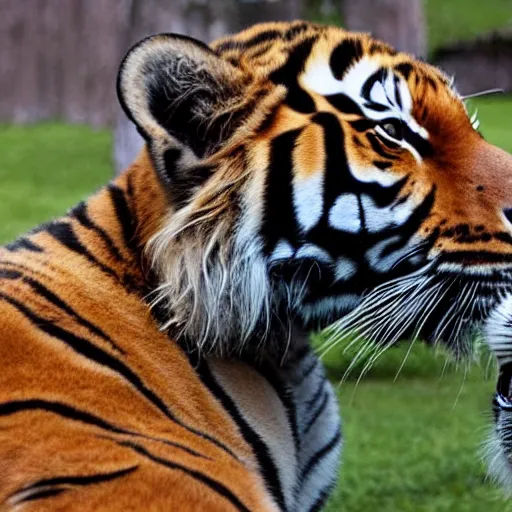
(213, 22), (457, 116)
(214, 22), (468, 148)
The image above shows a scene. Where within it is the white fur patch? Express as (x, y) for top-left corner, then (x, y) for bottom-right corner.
(301, 55), (430, 163)
(328, 193), (361, 232)
(301, 60), (349, 96)
(483, 430), (512, 494)
(485, 293), (512, 366)
(270, 239), (295, 262)
(334, 256), (357, 281)
(360, 194), (413, 233)
(349, 162), (405, 187)
(295, 244), (332, 263)
(293, 172), (324, 232)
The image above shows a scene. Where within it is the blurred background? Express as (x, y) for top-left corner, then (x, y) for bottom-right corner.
(1, 1), (511, 510)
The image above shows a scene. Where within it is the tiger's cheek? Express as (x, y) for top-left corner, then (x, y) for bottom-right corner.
(343, 123), (415, 188)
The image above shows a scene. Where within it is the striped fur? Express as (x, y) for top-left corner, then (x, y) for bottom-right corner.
(2, 20), (512, 509)
(0, 164), (340, 511)
(484, 295), (512, 493)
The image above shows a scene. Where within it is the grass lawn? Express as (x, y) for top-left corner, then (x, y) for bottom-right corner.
(426, 0), (512, 54)
(0, 123), (112, 243)
(326, 371), (509, 512)
(310, 0), (512, 54)
(1, 98), (511, 510)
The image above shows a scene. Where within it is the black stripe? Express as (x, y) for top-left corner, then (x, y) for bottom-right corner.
(361, 69), (385, 102)
(395, 63), (413, 80)
(44, 222), (119, 278)
(299, 430), (341, 485)
(329, 39), (363, 80)
(71, 201), (125, 263)
(11, 466), (138, 503)
(403, 125), (434, 158)
(216, 23), (311, 54)
(325, 93), (363, 115)
(0, 399), (207, 459)
(373, 160), (392, 170)
(308, 486), (333, 512)
(366, 133), (399, 160)
(364, 101), (391, 112)
(19, 488), (65, 503)
(216, 30), (282, 53)
(350, 119), (377, 132)
(0, 399), (127, 434)
(379, 186), (436, 258)
(0, 292), (236, 460)
(304, 380), (325, 411)
(303, 390), (329, 436)
(5, 238), (44, 253)
(0, 268), (22, 280)
(246, 357), (300, 455)
(394, 75), (403, 109)
(0, 268), (123, 353)
(299, 357), (318, 384)
(194, 359), (286, 511)
(311, 112), (349, 209)
(117, 440), (251, 512)
(269, 38), (317, 114)
(262, 129), (303, 255)
(108, 184), (139, 254)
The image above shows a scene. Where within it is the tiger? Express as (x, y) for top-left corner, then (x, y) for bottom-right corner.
(483, 294), (512, 492)
(1, 19), (512, 510)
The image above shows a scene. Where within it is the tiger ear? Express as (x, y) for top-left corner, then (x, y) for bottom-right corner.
(117, 33), (249, 181)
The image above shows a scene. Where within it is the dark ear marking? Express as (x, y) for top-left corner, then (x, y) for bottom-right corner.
(117, 33), (254, 199)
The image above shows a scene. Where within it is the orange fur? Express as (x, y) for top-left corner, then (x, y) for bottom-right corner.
(1, 20), (512, 511)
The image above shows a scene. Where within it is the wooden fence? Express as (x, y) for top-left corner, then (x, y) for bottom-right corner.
(0, 0), (301, 129)
(1, 0), (135, 126)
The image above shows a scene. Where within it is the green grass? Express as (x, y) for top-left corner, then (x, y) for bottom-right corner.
(1, 100), (511, 510)
(469, 97), (512, 152)
(325, 370), (510, 512)
(426, 0), (512, 54)
(309, 0), (512, 53)
(0, 123), (112, 243)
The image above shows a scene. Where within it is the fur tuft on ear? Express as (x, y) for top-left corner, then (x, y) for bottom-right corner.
(117, 33), (256, 200)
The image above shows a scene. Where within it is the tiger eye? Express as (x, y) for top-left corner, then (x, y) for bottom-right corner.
(382, 122), (399, 138)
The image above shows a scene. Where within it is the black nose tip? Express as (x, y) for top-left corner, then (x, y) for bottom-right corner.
(504, 208), (512, 224)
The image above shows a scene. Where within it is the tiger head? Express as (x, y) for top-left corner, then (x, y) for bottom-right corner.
(118, 22), (512, 356)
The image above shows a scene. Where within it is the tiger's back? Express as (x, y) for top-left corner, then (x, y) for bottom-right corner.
(0, 152), (340, 511)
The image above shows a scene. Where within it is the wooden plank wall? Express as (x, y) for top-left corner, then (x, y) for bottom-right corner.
(0, 0), (132, 127)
